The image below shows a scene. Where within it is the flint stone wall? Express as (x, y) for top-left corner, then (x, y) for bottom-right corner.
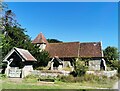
(31, 70), (70, 77)
(89, 60), (101, 71)
(86, 70), (117, 77)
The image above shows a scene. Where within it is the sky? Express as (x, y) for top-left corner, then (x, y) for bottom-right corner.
(6, 2), (118, 49)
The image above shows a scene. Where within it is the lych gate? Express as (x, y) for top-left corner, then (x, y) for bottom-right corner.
(3, 47), (37, 78)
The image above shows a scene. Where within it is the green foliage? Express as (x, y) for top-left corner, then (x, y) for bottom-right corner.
(0, 74), (7, 79)
(106, 60), (118, 70)
(24, 74), (39, 79)
(118, 61), (120, 78)
(47, 39), (62, 43)
(103, 46), (118, 61)
(33, 50), (50, 69)
(35, 67), (43, 70)
(37, 75), (56, 82)
(38, 76), (55, 82)
(59, 75), (75, 82)
(58, 74), (117, 84)
(72, 59), (87, 77)
(62, 67), (72, 71)
(23, 74), (39, 83)
(1, 9), (50, 68)
(0, 34), (5, 63)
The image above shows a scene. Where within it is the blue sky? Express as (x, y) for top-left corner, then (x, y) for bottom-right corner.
(6, 2), (118, 49)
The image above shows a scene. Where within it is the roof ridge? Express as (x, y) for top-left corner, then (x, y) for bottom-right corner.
(80, 42), (101, 44)
(49, 41), (80, 44)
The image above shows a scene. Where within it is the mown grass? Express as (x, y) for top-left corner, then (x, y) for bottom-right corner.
(0, 74), (118, 89)
(1, 78), (117, 89)
(1, 80), (111, 89)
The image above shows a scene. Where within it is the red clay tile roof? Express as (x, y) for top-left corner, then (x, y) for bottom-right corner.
(32, 33), (102, 58)
(46, 42), (80, 58)
(79, 42), (102, 58)
(32, 32), (48, 44)
(15, 47), (37, 61)
(46, 42), (102, 58)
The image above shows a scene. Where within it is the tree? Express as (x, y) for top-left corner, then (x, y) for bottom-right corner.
(103, 46), (119, 70)
(103, 46), (118, 61)
(47, 39), (62, 43)
(1, 7), (50, 68)
(33, 50), (50, 68)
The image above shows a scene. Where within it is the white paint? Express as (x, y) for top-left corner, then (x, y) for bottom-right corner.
(58, 65), (63, 71)
(100, 41), (104, 57)
(102, 58), (107, 71)
(50, 62), (54, 70)
(39, 44), (46, 52)
(22, 65), (33, 78)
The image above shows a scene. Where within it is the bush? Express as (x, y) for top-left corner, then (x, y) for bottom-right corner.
(59, 75), (75, 82)
(70, 71), (77, 77)
(118, 61), (120, 77)
(23, 74), (39, 83)
(72, 60), (87, 77)
(0, 74), (7, 78)
(106, 60), (119, 70)
(35, 67), (43, 70)
(39, 78), (55, 82)
(117, 73), (120, 78)
(57, 74), (114, 83)
(62, 67), (72, 71)
(109, 75), (118, 80)
(38, 76), (55, 82)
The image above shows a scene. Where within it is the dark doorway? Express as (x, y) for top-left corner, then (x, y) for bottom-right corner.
(100, 59), (105, 70)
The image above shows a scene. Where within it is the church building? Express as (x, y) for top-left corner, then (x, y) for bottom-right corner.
(32, 32), (107, 71)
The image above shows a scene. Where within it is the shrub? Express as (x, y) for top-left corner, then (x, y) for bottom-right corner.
(23, 74), (39, 83)
(38, 76), (56, 82)
(72, 60), (87, 77)
(0, 74), (7, 78)
(39, 78), (55, 82)
(70, 71), (77, 77)
(63, 67), (72, 71)
(106, 60), (119, 70)
(35, 67), (43, 70)
(109, 75), (118, 80)
(59, 75), (75, 82)
(57, 74), (114, 83)
(24, 74), (39, 79)
(117, 73), (120, 78)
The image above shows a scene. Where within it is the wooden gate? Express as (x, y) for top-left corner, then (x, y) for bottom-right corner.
(8, 67), (22, 78)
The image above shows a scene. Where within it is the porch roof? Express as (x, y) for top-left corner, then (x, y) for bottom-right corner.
(15, 47), (37, 61)
(3, 47), (37, 62)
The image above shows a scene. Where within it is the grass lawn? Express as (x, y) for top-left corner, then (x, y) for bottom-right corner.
(0, 78), (117, 89)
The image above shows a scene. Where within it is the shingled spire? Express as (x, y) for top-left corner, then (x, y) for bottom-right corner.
(32, 32), (48, 44)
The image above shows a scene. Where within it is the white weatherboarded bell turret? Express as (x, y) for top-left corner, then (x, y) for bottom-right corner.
(32, 32), (48, 51)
